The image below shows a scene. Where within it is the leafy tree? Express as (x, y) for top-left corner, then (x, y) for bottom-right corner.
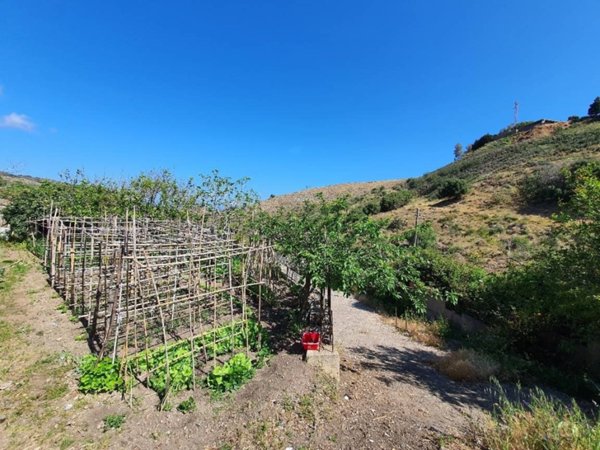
(454, 143), (464, 160)
(265, 195), (461, 314)
(588, 96), (600, 117)
(266, 195), (380, 301)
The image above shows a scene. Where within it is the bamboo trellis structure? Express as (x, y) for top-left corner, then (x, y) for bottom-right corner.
(33, 211), (275, 371)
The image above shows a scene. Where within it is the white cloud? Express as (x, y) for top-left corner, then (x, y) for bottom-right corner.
(0, 112), (35, 132)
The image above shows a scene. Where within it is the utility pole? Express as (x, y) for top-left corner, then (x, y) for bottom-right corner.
(413, 208), (420, 247)
(514, 101), (519, 127)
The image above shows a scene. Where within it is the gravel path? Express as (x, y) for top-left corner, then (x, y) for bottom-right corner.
(331, 291), (494, 441)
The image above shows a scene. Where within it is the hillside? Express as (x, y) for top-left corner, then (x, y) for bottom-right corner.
(263, 119), (600, 271)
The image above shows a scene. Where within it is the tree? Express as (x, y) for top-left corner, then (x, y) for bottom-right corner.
(453, 143), (464, 160)
(588, 96), (600, 117)
(264, 195), (462, 315)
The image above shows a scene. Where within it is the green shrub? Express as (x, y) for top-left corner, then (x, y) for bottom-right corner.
(520, 160), (600, 206)
(78, 355), (124, 394)
(386, 217), (406, 231)
(400, 222), (437, 249)
(205, 353), (255, 394)
(437, 178), (469, 199)
(362, 201), (381, 215)
(519, 164), (568, 205)
(1, 170), (258, 242)
(471, 133), (496, 151)
(379, 190), (413, 212)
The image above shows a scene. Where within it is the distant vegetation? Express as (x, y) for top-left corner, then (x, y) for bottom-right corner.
(1, 169), (257, 240)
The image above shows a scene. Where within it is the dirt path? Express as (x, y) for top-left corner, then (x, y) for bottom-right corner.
(331, 292), (493, 447)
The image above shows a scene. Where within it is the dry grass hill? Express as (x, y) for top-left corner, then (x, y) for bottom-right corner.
(263, 119), (600, 271)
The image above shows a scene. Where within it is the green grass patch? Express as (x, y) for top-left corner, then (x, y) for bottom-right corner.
(103, 414), (125, 431)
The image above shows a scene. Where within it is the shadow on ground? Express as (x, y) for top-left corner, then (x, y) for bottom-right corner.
(348, 344), (499, 411)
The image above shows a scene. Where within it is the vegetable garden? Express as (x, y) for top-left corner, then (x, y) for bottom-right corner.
(33, 210), (276, 404)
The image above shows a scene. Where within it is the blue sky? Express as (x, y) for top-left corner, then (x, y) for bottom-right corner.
(1, 1), (599, 197)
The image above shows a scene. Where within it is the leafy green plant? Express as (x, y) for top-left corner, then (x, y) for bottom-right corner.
(205, 353), (255, 394)
(103, 414), (125, 431)
(177, 396), (196, 413)
(78, 355), (124, 394)
(127, 319), (266, 397)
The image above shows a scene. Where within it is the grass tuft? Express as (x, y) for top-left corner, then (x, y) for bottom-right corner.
(486, 384), (600, 450)
(434, 348), (499, 382)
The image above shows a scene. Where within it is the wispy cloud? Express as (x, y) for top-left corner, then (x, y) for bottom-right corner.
(0, 112), (35, 132)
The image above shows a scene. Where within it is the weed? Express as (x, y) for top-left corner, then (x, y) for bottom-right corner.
(485, 383), (600, 450)
(103, 414), (125, 431)
(298, 394), (315, 422)
(177, 396), (196, 413)
(59, 437), (76, 450)
(44, 383), (69, 400)
(281, 394), (294, 412)
(0, 320), (14, 344)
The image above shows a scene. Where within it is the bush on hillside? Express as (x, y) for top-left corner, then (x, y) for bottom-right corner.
(519, 160), (600, 206)
(436, 178), (469, 199)
(400, 223), (437, 249)
(519, 164), (568, 205)
(471, 133), (496, 151)
(362, 201), (381, 215)
(379, 189), (413, 212)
